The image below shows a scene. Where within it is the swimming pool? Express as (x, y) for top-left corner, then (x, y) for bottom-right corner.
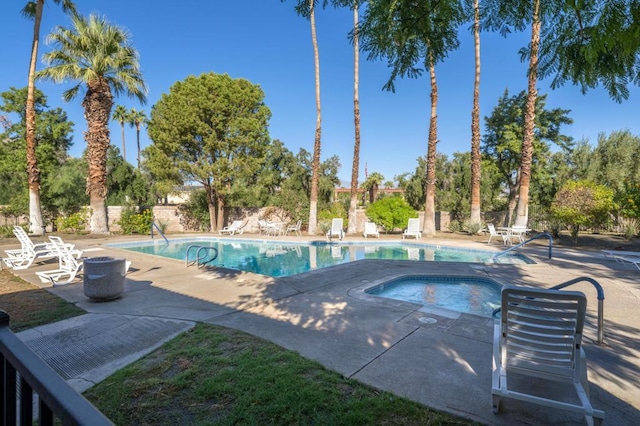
(110, 238), (531, 278)
(365, 275), (502, 317)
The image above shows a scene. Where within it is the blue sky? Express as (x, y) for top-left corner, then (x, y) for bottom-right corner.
(1, 1), (639, 183)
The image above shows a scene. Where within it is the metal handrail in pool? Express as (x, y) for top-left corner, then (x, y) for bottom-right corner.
(150, 221), (169, 244)
(492, 276), (605, 345)
(493, 232), (553, 260)
(185, 245), (219, 268)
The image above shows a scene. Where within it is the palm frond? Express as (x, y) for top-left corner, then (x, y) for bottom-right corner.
(62, 85), (81, 103)
(39, 12), (147, 104)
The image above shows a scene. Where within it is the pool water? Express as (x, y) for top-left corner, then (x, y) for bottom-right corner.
(366, 276), (501, 317)
(114, 239), (530, 278)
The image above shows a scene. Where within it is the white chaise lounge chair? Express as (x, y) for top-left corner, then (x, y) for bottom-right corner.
(2, 227), (80, 270)
(35, 237), (84, 285)
(363, 222), (380, 238)
(601, 249), (640, 262)
(612, 255), (640, 270)
(219, 220), (245, 236)
(326, 218), (344, 241)
(492, 285), (605, 425)
(402, 218), (422, 239)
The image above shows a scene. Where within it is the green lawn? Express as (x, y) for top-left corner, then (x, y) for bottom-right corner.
(84, 324), (474, 425)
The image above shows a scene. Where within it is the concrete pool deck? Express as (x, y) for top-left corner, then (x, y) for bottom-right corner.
(2, 233), (639, 425)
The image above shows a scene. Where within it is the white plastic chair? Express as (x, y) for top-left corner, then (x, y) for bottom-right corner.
(286, 220), (302, 236)
(257, 220), (269, 235)
(402, 218), (422, 239)
(492, 285), (605, 425)
(363, 222), (380, 238)
(486, 223), (507, 245)
(326, 218), (344, 241)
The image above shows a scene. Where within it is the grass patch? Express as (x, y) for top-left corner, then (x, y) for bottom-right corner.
(0, 270), (85, 332)
(84, 324), (473, 425)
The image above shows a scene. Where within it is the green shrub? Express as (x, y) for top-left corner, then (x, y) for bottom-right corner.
(177, 189), (210, 231)
(366, 197), (416, 232)
(551, 180), (615, 243)
(155, 219), (169, 234)
(464, 221), (484, 235)
(56, 208), (89, 234)
(317, 219), (331, 236)
(447, 220), (463, 233)
(119, 208), (153, 235)
(547, 219), (563, 238)
(620, 217), (639, 240)
(0, 225), (15, 238)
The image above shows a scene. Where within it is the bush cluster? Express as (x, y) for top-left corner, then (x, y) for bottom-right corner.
(118, 208), (153, 235)
(365, 197), (416, 232)
(56, 208), (89, 234)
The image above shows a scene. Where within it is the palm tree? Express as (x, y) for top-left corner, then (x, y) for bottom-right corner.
(348, 1), (360, 235)
(513, 0), (540, 227)
(23, 0), (76, 236)
(283, 0), (323, 235)
(423, 53), (438, 237)
(127, 107), (147, 168)
(484, 0), (574, 227)
(37, 13), (147, 234)
(112, 105), (128, 162)
(363, 172), (384, 204)
(469, 0), (482, 225)
(308, 0), (322, 235)
(358, 0), (463, 237)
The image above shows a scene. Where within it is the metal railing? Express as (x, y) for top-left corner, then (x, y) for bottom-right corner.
(0, 311), (112, 425)
(550, 277), (606, 345)
(150, 221), (169, 244)
(493, 232), (554, 261)
(185, 245), (219, 268)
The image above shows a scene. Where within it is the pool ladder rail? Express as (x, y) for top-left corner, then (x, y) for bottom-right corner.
(185, 245), (219, 268)
(493, 232), (554, 261)
(150, 221), (169, 244)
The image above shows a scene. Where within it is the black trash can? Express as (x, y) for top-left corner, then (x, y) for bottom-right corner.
(83, 257), (126, 301)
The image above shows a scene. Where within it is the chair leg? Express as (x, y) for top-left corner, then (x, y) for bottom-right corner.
(492, 394), (501, 414)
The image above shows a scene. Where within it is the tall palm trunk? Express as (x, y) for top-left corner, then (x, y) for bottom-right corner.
(83, 77), (113, 234)
(308, 0), (322, 235)
(135, 122), (141, 168)
(515, 0), (540, 227)
(469, 0), (482, 225)
(505, 174), (519, 226)
(26, 0), (45, 235)
(347, 2), (360, 236)
(423, 54), (438, 237)
(120, 120), (126, 161)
